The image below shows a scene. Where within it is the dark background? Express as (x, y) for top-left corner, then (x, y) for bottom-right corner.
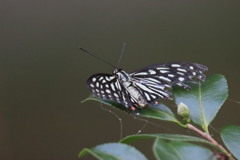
(0, 0), (240, 160)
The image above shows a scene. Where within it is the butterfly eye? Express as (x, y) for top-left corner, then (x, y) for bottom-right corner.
(113, 69), (123, 74)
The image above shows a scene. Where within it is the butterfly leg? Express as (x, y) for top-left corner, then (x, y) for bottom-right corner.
(129, 104), (140, 115)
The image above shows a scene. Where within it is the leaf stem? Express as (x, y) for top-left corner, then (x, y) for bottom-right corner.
(186, 124), (234, 160)
(198, 82), (209, 133)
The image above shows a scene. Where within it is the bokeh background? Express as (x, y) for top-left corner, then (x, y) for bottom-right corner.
(1, 0), (240, 160)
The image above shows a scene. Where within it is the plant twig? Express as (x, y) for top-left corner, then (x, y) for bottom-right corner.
(187, 124), (234, 160)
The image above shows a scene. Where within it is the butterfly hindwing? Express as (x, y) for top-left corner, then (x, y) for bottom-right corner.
(87, 73), (135, 109)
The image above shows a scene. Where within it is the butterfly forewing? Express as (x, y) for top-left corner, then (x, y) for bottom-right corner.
(131, 62), (207, 87)
(130, 63), (208, 103)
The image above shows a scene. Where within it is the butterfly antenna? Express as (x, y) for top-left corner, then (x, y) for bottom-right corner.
(116, 42), (126, 69)
(80, 48), (116, 68)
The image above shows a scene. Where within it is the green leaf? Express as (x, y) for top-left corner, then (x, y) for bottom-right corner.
(79, 143), (148, 160)
(153, 138), (216, 160)
(173, 74), (228, 132)
(83, 96), (182, 125)
(120, 134), (213, 146)
(221, 125), (240, 159)
(140, 103), (182, 125)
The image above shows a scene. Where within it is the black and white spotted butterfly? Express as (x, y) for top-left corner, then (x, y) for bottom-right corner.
(87, 62), (207, 115)
(83, 46), (207, 115)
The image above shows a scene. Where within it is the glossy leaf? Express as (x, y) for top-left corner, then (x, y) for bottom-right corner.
(83, 96), (182, 125)
(221, 125), (240, 159)
(173, 74), (228, 132)
(140, 103), (181, 125)
(120, 134), (213, 147)
(79, 143), (148, 160)
(153, 139), (216, 160)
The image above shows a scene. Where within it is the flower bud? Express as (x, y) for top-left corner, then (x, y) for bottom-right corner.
(177, 102), (190, 124)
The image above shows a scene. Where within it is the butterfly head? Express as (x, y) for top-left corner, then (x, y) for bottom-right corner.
(112, 68), (122, 75)
(113, 69), (131, 82)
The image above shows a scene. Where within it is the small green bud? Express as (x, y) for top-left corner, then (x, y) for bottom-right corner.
(177, 102), (190, 124)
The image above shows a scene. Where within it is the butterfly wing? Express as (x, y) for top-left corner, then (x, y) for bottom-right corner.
(131, 62), (208, 103)
(87, 73), (135, 109)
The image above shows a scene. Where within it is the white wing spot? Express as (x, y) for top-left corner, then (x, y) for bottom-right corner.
(177, 83), (182, 86)
(106, 76), (114, 81)
(157, 67), (169, 70)
(90, 84), (94, 88)
(105, 84), (109, 88)
(151, 95), (156, 99)
(130, 98), (134, 103)
(134, 72), (148, 76)
(192, 72), (196, 76)
(168, 74), (175, 78)
(148, 69), (156, 75)
(96, 89), (99, 92)
(102, 79), (106, 83)
(189, 66), (194, 70)
(110, 83), (116, 91)
(178, 77), (185, 81)
(96, 82), (99, 87)
(101, 91), (104, 93)
(99, 77), (103, 81)
(177, 68), (187, 72)
(171, 64), (181, 67)
(100, 85), (103, 89)
(92, 77), (96, 82)
(159, 76), (171, 82)
(164, 84), (171, 88)
(115, 82), (121, 90)
(159, 70), (169, 73)
(177, 72), (185, 75)
(144, 93), (151, 101)
(114, 93), (119, 98)
(106, 89), (111, 93)
(143, 78), (161, 83)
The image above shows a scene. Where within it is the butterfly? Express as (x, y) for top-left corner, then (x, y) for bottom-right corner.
(87, 62), (208, 115)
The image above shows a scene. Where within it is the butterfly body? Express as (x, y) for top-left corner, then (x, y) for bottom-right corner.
(114, 69), (148, 108)
(87, 62), (208, 114)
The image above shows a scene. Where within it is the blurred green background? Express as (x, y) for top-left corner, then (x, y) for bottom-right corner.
(0, 0), (240, 160)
